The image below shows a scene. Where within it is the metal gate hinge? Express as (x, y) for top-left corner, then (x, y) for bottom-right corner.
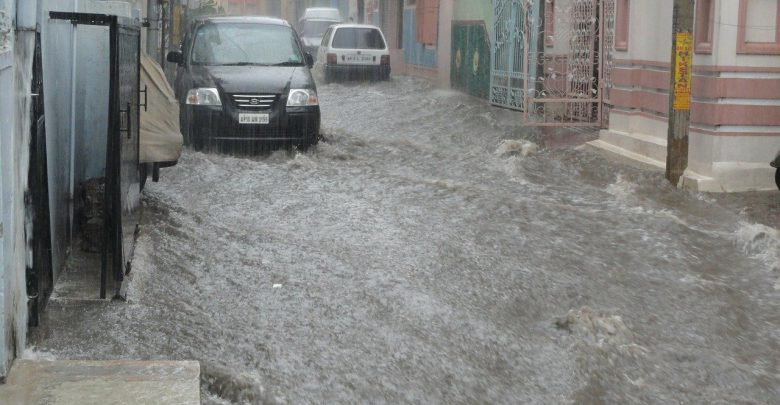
(119, 102), (132, 139)
(139, 85), (148, 112)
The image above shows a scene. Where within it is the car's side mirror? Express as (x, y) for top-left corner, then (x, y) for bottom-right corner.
(304, 52), (314, 68)
(167, 51), (183, 65)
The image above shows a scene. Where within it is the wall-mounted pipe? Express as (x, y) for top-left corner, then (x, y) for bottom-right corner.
(67, 0), (78, 244)
(771, 151), (780, 190)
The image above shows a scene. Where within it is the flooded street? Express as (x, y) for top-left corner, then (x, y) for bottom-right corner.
(33, 77), (780, 403)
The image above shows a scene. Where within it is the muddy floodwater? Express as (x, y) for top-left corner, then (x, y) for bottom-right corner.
(32, 77), (780, 404)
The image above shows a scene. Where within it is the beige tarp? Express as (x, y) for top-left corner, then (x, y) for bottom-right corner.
(140, 53), (183, 163)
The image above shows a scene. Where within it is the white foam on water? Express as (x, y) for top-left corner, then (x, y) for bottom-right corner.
(734, 222), (780, 274)
(557, 307), (637, 348)
(495, 139), (539, 158)
(21, 347), (57, 361)
(605, 174), (636, 202)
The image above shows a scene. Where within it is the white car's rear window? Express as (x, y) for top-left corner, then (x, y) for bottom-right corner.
(331, 28), (385, 50)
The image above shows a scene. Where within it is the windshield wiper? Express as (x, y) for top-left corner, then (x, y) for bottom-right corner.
(272, 61), (305, 66)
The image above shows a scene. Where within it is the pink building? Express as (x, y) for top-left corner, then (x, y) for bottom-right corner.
(589, 0), (780, 192)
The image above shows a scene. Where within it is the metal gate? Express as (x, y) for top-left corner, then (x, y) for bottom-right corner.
(108, 15), (142, 299)
(490, 0), (616, 127)
(490, 0), (540, 111)
(49, 12), (142, 299)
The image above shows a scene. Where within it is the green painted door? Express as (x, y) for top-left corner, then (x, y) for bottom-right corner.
(451, 23), (491, 100)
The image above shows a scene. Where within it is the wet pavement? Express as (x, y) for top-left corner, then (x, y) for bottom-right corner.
(32, 77), (780, 404)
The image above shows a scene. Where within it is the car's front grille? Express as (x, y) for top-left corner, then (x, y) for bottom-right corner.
(231, 94), (277, 110)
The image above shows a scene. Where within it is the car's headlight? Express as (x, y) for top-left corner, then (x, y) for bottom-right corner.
(186, 88), (222, 106)
(287, 89), (318, 107)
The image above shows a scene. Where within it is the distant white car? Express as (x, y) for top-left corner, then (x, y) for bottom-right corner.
(299, 7), (342, 24)
(298, 7), (342, 57)
(316, 24), (390, 83)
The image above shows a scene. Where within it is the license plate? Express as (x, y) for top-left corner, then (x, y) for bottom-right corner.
(344, 54), (373, 63)
(238, 113), (269, 125)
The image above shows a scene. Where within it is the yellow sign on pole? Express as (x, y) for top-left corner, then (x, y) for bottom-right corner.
(673, 32), (693, 111)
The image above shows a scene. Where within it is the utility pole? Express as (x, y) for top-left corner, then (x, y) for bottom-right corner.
(147, 0), (160, 61)
(665, 0), (695, 186)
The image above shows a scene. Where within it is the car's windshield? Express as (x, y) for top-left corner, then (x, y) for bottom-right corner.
(331, 28), (386, 49)
(190, 23), (304, 66)
(302, 20), (335, 38)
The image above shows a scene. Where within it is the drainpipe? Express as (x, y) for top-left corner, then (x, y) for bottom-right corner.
(160, 0), (168, 69)
(68, 0), (78, 243)
(771, 151), (780, 191)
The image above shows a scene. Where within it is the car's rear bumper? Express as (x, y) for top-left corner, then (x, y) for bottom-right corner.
(325, 64), (390, 78)
(188, 105), (320, 146)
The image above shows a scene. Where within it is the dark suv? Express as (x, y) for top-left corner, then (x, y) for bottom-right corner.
(167, 16), (320, 151)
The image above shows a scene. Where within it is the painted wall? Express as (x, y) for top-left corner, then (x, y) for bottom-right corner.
(602, 0), (673, 141)
(695, 0), (780, 69)
(0, 0), (10, 376)
(0, 57), (9, 378)
(436, 0), (452, 87)
(620, 0), (673, 63)
(685, 0), (780, 192)
(402, 5), (436, 67)
(0, 0), (34, 379)
(452, 0), (491, 37)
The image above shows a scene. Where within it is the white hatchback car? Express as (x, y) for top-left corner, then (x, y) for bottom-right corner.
(317, 24), (390, 83)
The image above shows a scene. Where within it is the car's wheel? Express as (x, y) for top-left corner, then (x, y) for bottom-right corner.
(139, 163), (148, 191)
(324, 69), (334, 84)
(181, 105), (192, 147)
(185, 116), (206, 151)
(775, 168), (779, 190)
(298, 132), (321, 151)
(190, 130), (204, 151)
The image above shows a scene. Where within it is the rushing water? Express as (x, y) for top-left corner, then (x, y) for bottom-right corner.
(33, 77), (780, 404)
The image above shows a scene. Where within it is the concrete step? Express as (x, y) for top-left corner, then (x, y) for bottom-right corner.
(582, 139), (666, 171)
(598, 128), (668, 164)
(0, 360), (200, 404)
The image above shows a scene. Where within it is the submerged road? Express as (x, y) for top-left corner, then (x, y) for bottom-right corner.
(35, 77), (780, 404)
